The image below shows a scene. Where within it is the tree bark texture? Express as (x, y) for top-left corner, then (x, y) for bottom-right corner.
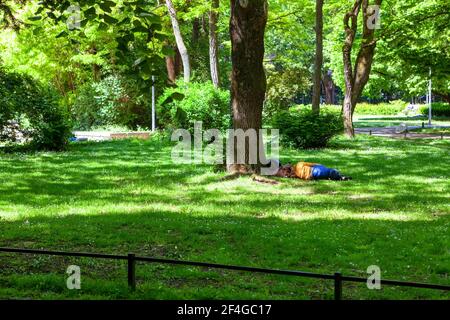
(322, 70), (336, 104)
(229, 0), (268, 173)
(312, 0), (323, 114)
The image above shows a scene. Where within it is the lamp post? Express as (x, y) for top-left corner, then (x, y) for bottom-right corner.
(428, 68), (432, 126)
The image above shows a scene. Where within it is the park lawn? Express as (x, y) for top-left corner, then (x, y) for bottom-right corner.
(410, 127), (450, 134)
(354, 116), (450, 128)
(0, 135), (449, 300)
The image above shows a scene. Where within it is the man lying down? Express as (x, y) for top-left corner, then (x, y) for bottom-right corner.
(274, 161), (352, 181)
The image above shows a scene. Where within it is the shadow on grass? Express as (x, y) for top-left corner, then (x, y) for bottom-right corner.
(0, 209), (449, 299)
(0, 136), (449, 299)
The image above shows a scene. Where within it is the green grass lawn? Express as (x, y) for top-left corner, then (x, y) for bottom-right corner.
(0, 135), (449, 300)
(410, 127), (450, 134)
(354, 116), (450, 128)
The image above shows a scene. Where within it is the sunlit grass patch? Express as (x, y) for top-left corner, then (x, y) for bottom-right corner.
(0, 135), (449, 299)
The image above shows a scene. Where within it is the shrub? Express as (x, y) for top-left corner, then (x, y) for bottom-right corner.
(0, 68), (71, 151)
(289, 101), (408, 117)
(72, 76), (124, 130)
(354, 100), (407, 115)
(264, 66), (311, 118)
(419, 103), (450, 117)
(71, 75), (153, 131)
(158, 82), (230, 132)
(290, 104), (342, 116)
(272, 108), (343, 149)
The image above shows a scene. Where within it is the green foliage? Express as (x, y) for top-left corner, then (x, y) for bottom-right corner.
(0, 68), (71, 150)
(354, 100), (408, 116)
(158, 82), (230, 132)
(264, 66), (311, 118)
(420, 103), (450, 117)
(272, 108), (343, 149)
(72, 76), (123, 130)
(289, 100), (408, 117)
(71, 75), (151, 130)
(29, 0), (168, 83)
(1, 137), (449, 299)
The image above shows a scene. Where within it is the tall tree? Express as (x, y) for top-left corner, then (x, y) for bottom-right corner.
(312, 0), (323, 114)
(209, 0), (220, 88)
(229, 0), (268, 173)
(165, 0), (190, 82)
(342, 0), (382, 137)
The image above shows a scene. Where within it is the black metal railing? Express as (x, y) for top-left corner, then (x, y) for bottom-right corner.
(1, 247), (449, 300)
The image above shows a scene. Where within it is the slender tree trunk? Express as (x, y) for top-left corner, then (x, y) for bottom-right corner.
(229, 0), (268, 173)
(342, 0), (382, 137)
(323, 70), (335, 104)
(165, 0), (191, 82)
(312, 0), (323, 114)
(209, 0), (220, 88)
(165, 45), (182, 83)
(166, 55), (177, 83)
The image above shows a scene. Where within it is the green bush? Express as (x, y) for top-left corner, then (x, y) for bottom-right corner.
(71, 75), (152, 131)
(289, 101), (407, 117)
(72, 76), (123, 130)
(272, 109), (343, 149)
(158, 82), (230, 132)
(354, 100), (407, 115)
(0, 68), (71, 151)
(264, 66), (311, 118)
(419, 102), (450, 117)
(290, 104), (342, 116)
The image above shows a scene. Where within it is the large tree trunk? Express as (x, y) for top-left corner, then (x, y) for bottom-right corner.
(209, 0), (220, 88)
(165, 0), (191, 82)
(342, 0), (382, 137)
(312, 0), (323, 114)
(228, 0), (268, 173)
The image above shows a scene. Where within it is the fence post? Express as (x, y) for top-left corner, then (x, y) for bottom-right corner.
(128, 253), (136, 291)
(334, 272), (342, 300)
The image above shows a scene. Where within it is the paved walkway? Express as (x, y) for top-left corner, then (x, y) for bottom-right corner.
(73, 131), (152, 141)
(356, 125), (450, 140)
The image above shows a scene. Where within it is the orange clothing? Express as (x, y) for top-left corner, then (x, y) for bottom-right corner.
(292, 162), (319, 180)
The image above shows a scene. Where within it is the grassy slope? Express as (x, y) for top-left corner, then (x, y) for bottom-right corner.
(0, 135), (449, 300)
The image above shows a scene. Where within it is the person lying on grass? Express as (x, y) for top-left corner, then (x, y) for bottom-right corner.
(275, 161), (352, 181)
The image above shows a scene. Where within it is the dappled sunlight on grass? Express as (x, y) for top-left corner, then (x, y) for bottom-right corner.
(0, 135), (449, 299)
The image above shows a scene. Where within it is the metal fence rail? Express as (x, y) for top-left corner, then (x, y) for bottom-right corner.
(1, 247), (449, 300)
